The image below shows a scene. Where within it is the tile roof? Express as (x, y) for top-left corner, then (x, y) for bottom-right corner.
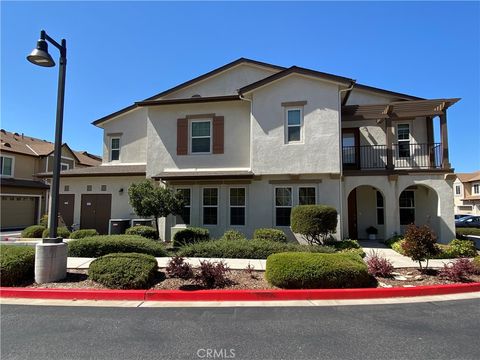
(456, 171), (480, 183)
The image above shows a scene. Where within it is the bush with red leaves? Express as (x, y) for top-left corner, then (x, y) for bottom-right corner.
(195, 260), (230, 289)
(439, 258), (476, 282)
(366, 251), (394, 277)
(402, 224), (440, 271)
(166, 256), (194, 280)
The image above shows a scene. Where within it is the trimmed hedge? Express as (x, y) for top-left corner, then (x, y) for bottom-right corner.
(253, 228), (288, 243)
(70, 229), (99, 239)
(0, 245), (35, 286)
(290, 205), (338, 245)
(173, 227), (209, 247)
(265, 252), (375, 289)
(21, 225), (46, 238)
(89, 253), (158, 289)
(221, 229), (246, 241)
(326, 239), (361, 250)
(42, 227), (71, 239)
(177, 239), (335, 259)
(456, 227), (480, 239)
(68, 235), (167, 257)
(125, 226), (158, 240)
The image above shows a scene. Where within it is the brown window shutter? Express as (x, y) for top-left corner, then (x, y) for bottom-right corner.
(177, 118), (188, 155)
(212, 116), (224, 154)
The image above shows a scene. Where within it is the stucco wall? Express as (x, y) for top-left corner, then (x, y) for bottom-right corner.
(146, 101), (251, 177)
(101, 108), (147, 164)
(250, 75), (341, 175)
(160, 64), (279, 99)
(346, 89), (397, 105)
(1, 151), (36, 179)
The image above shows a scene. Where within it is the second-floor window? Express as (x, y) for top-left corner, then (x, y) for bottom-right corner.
(110, 137), (120, 161)
(397, 124), (410, 158)
(191, 120), (212, 154)
(286, 108), (303, 143)
(0, 156), (13, 176)
(455, 185), (461, 196)
(61, 163), (70, 171)
(473, 183), (480, 195)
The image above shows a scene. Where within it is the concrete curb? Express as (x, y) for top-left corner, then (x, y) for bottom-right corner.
(1, 283), (479, 302)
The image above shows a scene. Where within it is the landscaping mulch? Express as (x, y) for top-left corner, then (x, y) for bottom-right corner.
(16, 267), (480, 290)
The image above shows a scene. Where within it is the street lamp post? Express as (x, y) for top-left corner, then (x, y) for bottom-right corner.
(27, 30), (68, 283)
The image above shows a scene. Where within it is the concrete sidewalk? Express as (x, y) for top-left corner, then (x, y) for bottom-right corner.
(359, 240), (458, 268)
(67, 257), (266, 271)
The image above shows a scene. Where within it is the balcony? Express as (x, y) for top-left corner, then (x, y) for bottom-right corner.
(342, 143), (442, 170)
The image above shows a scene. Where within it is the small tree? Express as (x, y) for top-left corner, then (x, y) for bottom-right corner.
(128, 180), (184, 239)
(401, 224), (440, 271)
(290, 205), (338, 245)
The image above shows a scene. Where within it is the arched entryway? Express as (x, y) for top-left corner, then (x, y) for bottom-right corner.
(399, 184), (440, 236)
(347, 185), (385, 240)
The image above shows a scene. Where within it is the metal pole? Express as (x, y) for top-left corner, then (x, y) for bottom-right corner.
(46, 39), (67, 242)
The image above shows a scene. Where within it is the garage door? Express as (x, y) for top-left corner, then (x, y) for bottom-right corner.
(80, 194), (112, 235)
(1, 195), (37, 230)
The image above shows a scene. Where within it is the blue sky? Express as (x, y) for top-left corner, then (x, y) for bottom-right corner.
(2, 1), (479, 172)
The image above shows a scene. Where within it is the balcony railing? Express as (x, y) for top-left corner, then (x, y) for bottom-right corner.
(342, 143), (442, 170)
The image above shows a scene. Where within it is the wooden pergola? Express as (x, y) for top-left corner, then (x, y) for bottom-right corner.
(341, 98), (460, 170)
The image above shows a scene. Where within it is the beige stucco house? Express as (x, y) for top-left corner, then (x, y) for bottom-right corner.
(0, 130), (101, 229)
(43, 58), (458, 242)
(453, 171), (480, 215)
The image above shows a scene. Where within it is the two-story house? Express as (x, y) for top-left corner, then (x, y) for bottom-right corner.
(42, 58), (458, 242)
(0, 130), (101, 230)
(453, 171), (480, 215)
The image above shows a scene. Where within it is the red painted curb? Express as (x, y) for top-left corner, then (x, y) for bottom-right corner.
(1, 283), (479, 302)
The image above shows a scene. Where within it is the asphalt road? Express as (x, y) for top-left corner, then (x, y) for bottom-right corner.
(1, 299), (479, 360)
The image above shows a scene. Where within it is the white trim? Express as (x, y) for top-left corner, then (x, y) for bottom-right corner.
(190, 119), (212, 155)
(109, 136), (121, 162)
(284, 107), (304, 144)
(298, 186), (316, 205)
(228, 186), (247, 227)
(454, 184), (462, 197)
(396, 122), (411, 159)
(274, 186), (293, 227)
(61, 162), (70, 171)
(0, 154), (15, 177)
(25, 144), (39, 156)
(472, 183), (480, 195)
(202, 187), (219, 226)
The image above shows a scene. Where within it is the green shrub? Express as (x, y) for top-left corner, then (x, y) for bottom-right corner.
(456, 228), (480, 239)
(0, 245), (35, 286)
(68, 235), (167, 257)
(391, 239), (406, 255)
(444, 239), (477, 258)
(290, 205), (338, 245)
(265, 252), (375, 289)
(178, 239), (335, 259)
(253, 228), (288, 243)
(325, 239), (361, 250)
(70, 229), (99, 239)
(21, 225), (46, 238)
(402, 224), (439, 270)
(42, 227), (71, 239)
(338, 248), (366, 258)
(221, 229), (246, 241)
(125, 226), (158, 240)
(384, 235), (404, 248)
(39, 214), (48, 227)
(89, 253), (158, 289)
(173, 227), (209, 247)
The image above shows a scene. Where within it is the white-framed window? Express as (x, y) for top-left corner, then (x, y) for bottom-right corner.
(61, 162), (70, 171)
(202, 188), (218, 225)
(191, 119), (212, 154)
(299, 187), (316, 205)
(399, 190), (415, 225)
(397, 123), (411, 158)
(229, 187), (246, 226)
(176, 188), (191, 225)
(0, 155), (14, 177)
(455, 184), (461, 196)
(473, 183), (480, 195)
(285, 108), (303, 143)
(275, 187), (292, 226)
(110, 137), (120, 161)
(376, 191), (384, 225)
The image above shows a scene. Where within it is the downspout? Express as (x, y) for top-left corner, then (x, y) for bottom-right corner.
(337, 81), (356, 240)
(239, 92), (253, 172)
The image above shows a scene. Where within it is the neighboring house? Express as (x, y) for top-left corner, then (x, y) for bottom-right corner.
(38, 58), (458, 242)
(453, 171), (480, 215)
(0, 130), (101, 230)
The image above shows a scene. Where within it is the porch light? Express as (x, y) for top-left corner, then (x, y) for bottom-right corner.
(27, 38), (55, 67)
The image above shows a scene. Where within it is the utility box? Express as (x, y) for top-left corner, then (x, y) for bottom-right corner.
(131, 219), (154, 227)
(109, 219), (131, 235)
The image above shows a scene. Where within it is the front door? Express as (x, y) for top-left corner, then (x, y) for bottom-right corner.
(348, 189), (358, 239)
(342, 128), (360, 170)
(80, 194), (112, 234)
(58, 194), (75, 228)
